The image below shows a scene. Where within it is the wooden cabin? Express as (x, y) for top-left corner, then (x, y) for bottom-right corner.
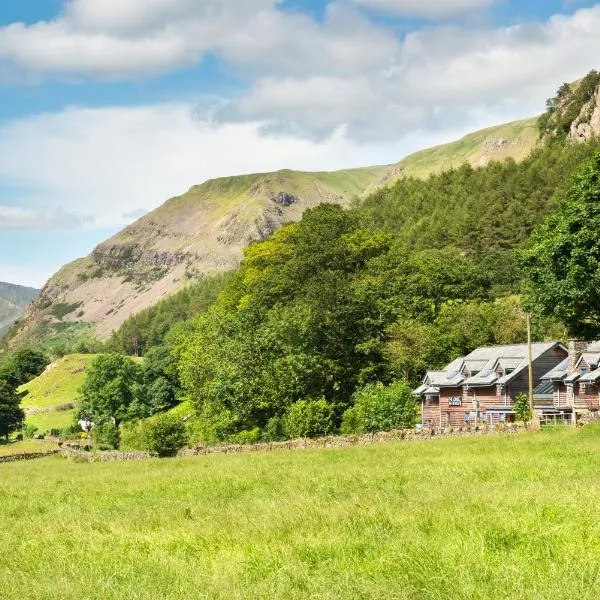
(414, 342), (568, 429)
(540, 340), (600, 423)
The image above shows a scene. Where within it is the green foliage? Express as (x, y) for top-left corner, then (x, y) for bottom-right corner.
(283, 399), (334, 439)
(231, 427), (262, 445)
(520, 151), (600, 338)
(385, 297), (564, 385)
(49, 301), (82, 321)
(78, 353), (143, 429)
(360, 138), (600, 293)
(0, 348), (49, 388)
(22, 423), (38, 439)
(513, 393), (532, 423)
(92, 422), (120, 450)
(341, 381), (418, 434)
(0, 380), (24, 440)
(140, 412), (187, 456)
(109, 274), (230, 356)
(539, 71), (600, 139)
(179, 205), (487, 439)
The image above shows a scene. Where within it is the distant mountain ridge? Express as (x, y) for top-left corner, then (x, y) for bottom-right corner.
(9, 73), (599, 348)
(0, 282), (39, 338)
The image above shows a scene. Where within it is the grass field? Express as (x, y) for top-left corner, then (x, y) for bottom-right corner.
(0, 439), (57, 456)
(26, 409), (76, 432)
(2, 426), (600, 599)
(19, 353), (99, 410)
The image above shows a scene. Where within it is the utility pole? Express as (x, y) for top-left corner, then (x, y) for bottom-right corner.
(527, 313), (535, 427)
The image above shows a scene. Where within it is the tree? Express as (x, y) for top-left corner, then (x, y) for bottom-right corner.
(141, 412), (187, 457)
(284, 399), (334, 439)
(78, 353), (143, 429)
(0, 381), (24, 440)
(341, 381), (418, 434)
(520, 151), (600, 338)
(0, 349), (48, 388)
(513, 393), (532, 423)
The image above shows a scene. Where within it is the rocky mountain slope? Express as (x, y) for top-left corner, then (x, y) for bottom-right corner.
(3, 104), (556, 345)
(0, 282), (39, 338)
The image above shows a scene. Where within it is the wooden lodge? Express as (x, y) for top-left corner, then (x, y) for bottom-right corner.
(413, 342), (568, 428)
(538, 340), (600, 424)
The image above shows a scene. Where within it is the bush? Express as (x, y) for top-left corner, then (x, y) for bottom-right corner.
(232, 427), (262, 445)
(23, 423), (39, 439)
(92, 422), (121, 450)
(513, 392), (532, 423)
(142, 412), (188, 457)
(342, 381), (418, 434)
(263, 416), (286, 442)
(284, 399), (334, 439)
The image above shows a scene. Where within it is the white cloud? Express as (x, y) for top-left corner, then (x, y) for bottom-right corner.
(218, 5), (600, 140)
(0, 0), (398, 80)
(0, 104), (430, 230)
(351, 0), (500, 18)
(0, 205), (85, 229)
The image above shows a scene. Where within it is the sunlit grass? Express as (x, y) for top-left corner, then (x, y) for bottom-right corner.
(0, 439), (57, 456)
(2, 427), (600, 599)
(18, 353), (99, 410)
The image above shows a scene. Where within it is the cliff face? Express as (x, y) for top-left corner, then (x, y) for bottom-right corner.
(8, 115), (544, 346)
(0, 282), (39, 338)
(570, 81), (600, 142)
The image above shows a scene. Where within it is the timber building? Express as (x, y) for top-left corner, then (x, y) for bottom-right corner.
(539, 340), (600, 424)
(413, 342), (568, 428)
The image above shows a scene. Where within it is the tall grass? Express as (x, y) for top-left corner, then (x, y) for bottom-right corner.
(1, 427), (600, 599)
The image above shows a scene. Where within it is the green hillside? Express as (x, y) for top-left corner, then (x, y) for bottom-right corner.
(18, 354), (101, 434)
(7, 114), (541, 351)
(19, 353), (99, 410)
(393, 116), (539, 180)
(2, 427), (600, 599)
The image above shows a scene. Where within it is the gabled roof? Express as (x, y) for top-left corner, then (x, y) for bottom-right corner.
(581, 369), (600, 383)
(540, 341), (600, 383)
(414, 341), (566, 395)
(578, 351), (600, 370)
(541, 358), (569, 381)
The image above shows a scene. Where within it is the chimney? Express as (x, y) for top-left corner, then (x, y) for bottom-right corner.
(568, 339), (588, 372)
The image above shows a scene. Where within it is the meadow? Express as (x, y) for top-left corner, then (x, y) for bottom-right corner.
(1, 427), (600, 599)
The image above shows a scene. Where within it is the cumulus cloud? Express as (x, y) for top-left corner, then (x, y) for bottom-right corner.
(0, 104), (430, 230)
(351, 0), (500, 18)
(217, 5), (600, 140)
(0, 205), (86, 229)
(0, 0), (398, 80)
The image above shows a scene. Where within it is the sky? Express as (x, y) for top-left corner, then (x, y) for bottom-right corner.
(0, 0), (599, 287)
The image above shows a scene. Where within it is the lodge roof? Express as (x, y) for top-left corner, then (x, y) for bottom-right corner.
(540, 341), (600, 384)
(414, 341), (566, 396)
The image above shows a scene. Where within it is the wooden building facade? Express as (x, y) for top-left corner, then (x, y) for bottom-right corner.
(414, 342), (568, 429)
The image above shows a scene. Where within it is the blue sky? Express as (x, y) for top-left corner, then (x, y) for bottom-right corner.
(0, 0), (599, 287)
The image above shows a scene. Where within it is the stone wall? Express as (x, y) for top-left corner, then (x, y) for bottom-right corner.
(60, 424), (529, 462)
(0, 450), (59, 464)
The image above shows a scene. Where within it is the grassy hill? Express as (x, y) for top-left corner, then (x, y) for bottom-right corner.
(2, 426), (600, 598)
(7, 114), (542, 348)
(19, 354), (100, 433)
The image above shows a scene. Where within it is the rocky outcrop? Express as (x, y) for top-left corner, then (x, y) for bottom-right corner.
(569, 82), (600, 142)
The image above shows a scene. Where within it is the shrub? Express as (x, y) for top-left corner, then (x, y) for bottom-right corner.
(342, 381), (418, 434)
(232, 427), (262, 445)
(284, 399), (334, 439)
(142, 412), (188, 457)
(23, 423), (39, 439)
(263, 416), (286, 442)
(92, 422), (121, 450)
(513, 392), (532, 423)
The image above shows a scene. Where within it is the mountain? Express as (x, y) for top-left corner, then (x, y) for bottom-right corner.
(15, 75), (598, 348)
(0, 282), (39, 338)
